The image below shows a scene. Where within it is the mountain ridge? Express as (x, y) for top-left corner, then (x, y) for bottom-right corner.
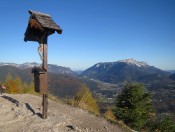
(81, 59), (170, 83)
(0, 62), (76, 76)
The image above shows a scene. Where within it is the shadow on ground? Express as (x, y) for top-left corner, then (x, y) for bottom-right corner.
(2, 95), (42, 118)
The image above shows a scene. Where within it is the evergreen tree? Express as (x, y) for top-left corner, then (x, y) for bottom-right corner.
(148, 116), (175, 132)
(114, 83), (154, 130)
(158, 116), (175, 132)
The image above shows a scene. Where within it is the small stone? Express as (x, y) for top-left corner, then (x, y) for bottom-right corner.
(0, 105), (4, 108)
(48, 128), (52, 132)
(67, 125), (77, 131)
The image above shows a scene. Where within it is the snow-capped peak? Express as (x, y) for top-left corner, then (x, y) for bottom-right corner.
(0, 62), (40, 69)
(0, 62), (19, 67)
(118, 59), (148, 67)
(95, 63), (101, 68)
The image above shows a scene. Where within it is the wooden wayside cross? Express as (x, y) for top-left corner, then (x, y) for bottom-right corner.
(24, 10), (62, 119)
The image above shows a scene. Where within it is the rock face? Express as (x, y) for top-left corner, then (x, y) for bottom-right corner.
(0, 94), (124, 132)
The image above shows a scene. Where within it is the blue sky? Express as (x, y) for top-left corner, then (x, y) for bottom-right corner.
(0, 0), (175, 70)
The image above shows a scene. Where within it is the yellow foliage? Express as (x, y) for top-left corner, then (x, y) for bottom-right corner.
(104, 108), (116, 122)
(69, 84), (99, 115)
(3, 74), (35, 94)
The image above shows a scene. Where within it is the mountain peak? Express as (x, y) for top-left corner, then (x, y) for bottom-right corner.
(118, 59), (148, 67)
(81, 59), (168, 83)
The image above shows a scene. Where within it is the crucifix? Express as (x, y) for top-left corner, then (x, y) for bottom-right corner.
(24, 10), (62, 119)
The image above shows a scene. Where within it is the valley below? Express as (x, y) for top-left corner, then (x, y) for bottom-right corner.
(81, 77), (175, 119)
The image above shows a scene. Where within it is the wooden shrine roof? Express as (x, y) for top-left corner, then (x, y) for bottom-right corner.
(24, 10), (62, 42)
(29, 10), (62, 34)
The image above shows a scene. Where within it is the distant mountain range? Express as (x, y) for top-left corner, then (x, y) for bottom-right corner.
(0, 59), (175, 117)
(81, 59), (170, 83)
(0, 59), (173, 84)
(0, 62), (77, 76)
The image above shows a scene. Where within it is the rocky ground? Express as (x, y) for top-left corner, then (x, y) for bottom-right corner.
(0, 94), (124, 132)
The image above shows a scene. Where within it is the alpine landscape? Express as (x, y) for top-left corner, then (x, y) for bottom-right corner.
(0, 59), (175, 131)
(1, 0), (175, 131)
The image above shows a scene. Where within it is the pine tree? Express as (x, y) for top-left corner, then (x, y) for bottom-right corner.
(151, 116), (175, 132)
(114, 83), (154, 130)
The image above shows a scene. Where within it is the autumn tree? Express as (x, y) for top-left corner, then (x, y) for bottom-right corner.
(104, 107), (116, 121)
(3, 73), (34, 94)
(4, 73), (15, 93)
(69, 84), (99, 115)
(14, 77), (22, 93)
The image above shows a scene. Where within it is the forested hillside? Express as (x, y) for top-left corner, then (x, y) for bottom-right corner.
(0, 65), (83, 98)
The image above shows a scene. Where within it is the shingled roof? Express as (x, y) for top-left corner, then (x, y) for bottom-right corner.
(24, 10), (62, 42)
(29, 10), (62, 33)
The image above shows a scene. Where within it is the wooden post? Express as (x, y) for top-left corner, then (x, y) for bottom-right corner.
(40, 36), (48, 119)
(42, 94), (48, 119)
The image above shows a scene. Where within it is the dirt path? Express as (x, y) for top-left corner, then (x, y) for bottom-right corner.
(0, 94), (124, 132)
